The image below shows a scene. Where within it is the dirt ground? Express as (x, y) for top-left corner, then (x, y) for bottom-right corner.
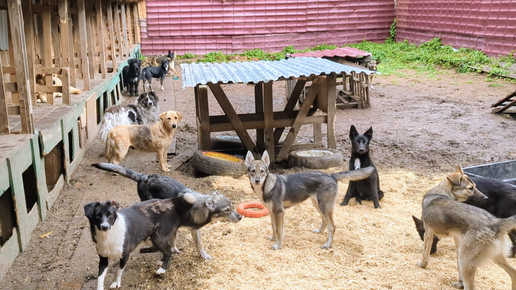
(2, 65), (516, 290)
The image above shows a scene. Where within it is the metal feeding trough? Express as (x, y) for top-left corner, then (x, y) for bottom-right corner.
(463, 160), (516, 188)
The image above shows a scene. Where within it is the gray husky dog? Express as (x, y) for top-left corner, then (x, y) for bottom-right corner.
(417, 166), (516, 290)
(245, 150), (375, 250)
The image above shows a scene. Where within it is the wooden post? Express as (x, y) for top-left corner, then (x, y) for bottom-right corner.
(106, 2), (117, 71)
(7, 0), (34, 134)
(41, 0), (53, 104)
(50, 0), (61, 68)
(61, 68), (70, 105)
(125, 4), (133, 47)
(132, 2), (140, 44)
(96, 0), (106, 78)
(21, 0), (35, 104)
(114, 3), (123, 59)
(58, 0), (70, 69)
(263, 81), (274, 162)
(0, 57), (9, 134)
(77, 0), (90, 90)
(120, 3), (128, 55)
(254, 83), (264, 151)
(86, 2), (95, 79)
(195, 85), (211, 150)
(67, 16), (76, 87)
(326, 73), (337, 149)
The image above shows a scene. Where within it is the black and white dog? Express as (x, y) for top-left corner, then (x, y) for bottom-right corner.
(122, 58), (142, 97)
(99, 92), (160, 143)
(92, 162), (242, 260)
(340, 125), (384, 208)
(85, 195), (196, 290)
(141, 59), (170, 91)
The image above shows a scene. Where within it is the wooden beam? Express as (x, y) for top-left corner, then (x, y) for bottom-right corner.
(0, 56), (9, 134)
(58, 0), (70, 68)
(86, 2), (95, 79)
(77, 0), (90, 90)
(22, 0), (36, 104)
(132, 2), (140, 43)
(61, 67), (70, 105)
(273, 78), (306, 144)
(106, 2), (117, 71)
(113, 3), (123, 59)
(7, 0), (34, 133)
(208, 83), (257, 154)
(120, 3), (128, 55)
(326, 73), (337, 148)
(125, 3), (133, 47)
(41, 0), (53, 104)
(67, 16), (76, 87)
(254, 83), (264, 151)
(195, 85), (211, 150)
(263, 81), (274, 161)
(51, 0), (61, 68)
(96, 0), (106, 78)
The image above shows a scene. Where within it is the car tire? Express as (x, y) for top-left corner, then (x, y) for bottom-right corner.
(288, 148), (344, 169)
(191, 150), (247, 177)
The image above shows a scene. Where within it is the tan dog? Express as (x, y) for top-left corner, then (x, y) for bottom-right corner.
(417, 166), (516, 290)
(105, 110), (182, 171)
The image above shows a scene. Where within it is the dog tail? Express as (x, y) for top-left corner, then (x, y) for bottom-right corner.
(92, 163), (147, 182)
(331, 166), (375, 182)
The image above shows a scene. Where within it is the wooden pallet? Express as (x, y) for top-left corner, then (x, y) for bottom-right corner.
(492, 89), (516, 114)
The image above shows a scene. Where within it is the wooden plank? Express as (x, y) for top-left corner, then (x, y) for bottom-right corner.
(41, 0), (53, 105)
(195, 85), (211, 150)
(492, 98), (516, 114)
(0, 56), (9, 134)
(58, 0), (70, 69)
(209, 114), (326, 132)
(22, 0), (36, 104)
(125, 4), (133, 47)
(96, 0), (107, 78)
(263, 81), (274, 161)
(86, 2), (95, 79)
(132, 3), (140, 43)
(326, 73), (337, 148)
(61, 68), (70, 105)
(254, 83), (264, 151)
(106, 2), (117, 71)
(120, 4), (128, 56)
(51, 0), (61, 68)
(67, 15), (76, 87)
(492, 90), (516, 107)
(8, 0), (34, 134)
(77, 0), (90, 90)
(276, 77), (323, 162)
(208, 83), (257, 154)
(114, 3), (123, 60)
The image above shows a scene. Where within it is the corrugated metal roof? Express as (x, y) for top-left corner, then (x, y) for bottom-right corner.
(181, 57), (375, 89)
(288, 47), (372, 59)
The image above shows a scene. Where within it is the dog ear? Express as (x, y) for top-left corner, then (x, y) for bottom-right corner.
(205, 197), (216, 211)
(446, 172), (462, 186)
(84, 202), (99, 219)
(261, 150), (271, 167)
(364, 126), (373, 139)
(176, 111), (183, 123)
(159, 111), (167, 121)
(349, 125), (358, 139)
(108, 200), (120, 210)
(455, 165), (464, 175)
(245, 151), (255, 168)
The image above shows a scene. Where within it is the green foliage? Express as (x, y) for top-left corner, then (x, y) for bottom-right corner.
(386, 18), (396, 44)
(180, 52), (196, 59)
(312, 44), (337, 51)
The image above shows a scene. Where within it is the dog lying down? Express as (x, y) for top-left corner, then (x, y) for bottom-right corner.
(417, 166), (516, 290)
(105, 110), (182, 171)
(92, 162), (242, 260)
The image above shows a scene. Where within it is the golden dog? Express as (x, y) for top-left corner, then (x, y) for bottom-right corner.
(105, 110), (182, 171)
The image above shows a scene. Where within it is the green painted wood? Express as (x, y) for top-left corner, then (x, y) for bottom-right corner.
(30, 135), (48, 220)
(0, 227), (20, 282)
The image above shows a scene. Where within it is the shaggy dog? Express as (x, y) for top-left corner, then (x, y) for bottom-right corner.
(122, 58), (142, 97)
(99, 92), (160, 143)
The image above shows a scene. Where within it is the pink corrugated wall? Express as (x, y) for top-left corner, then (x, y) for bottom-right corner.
(396, 0), (516, 57)
(141, 0), (395, 55)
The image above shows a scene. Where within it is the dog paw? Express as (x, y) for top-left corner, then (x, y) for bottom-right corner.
(452, 281), (464, 289)
(172, 247), (180, 253)
(267, 236), (277, 241)
(417, 260), (428, 268)
(321, 243), (332, 249)
(109, 282), (121, 289)
(155, 268), (166, 275)
(312, 229), (322, 233)
(270, 244), (282, 250)
(200, 253), (212, 260)
(161, 167), (171, 172)
(161, 87), (165, 91)
(339, 201), (349, 206)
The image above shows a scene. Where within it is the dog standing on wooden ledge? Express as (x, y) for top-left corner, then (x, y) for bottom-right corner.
(105, 110), (182, 171)
(340, 125), (384, 208)
(35, 74), (82, 103)
(417, 166), (516, 290)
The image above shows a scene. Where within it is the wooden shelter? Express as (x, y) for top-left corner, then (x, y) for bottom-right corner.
(0, 0), (143, 282)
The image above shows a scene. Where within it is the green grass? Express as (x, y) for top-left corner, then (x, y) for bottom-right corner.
(180, 34), (515, 79)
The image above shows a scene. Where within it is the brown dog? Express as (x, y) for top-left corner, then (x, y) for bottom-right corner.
(105, 110), (182, 171)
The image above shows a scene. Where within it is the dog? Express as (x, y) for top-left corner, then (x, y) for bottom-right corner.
(85, 194), (206, 290)
(413, 175), (516, 256)
(122, 58), (142, 97)
(105, 110), (182, 171)
(245, 150), (375, 250)
(99, 92), (160, 143)
(340, 125), (384, 208)
(91, 162), (242, 260)
(35, 74), (82, 103)
(141, 59), (170, 91)
(366, 60), (379, 89)
(143, 50), (179, 78)
(416, 165), (516, 290)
